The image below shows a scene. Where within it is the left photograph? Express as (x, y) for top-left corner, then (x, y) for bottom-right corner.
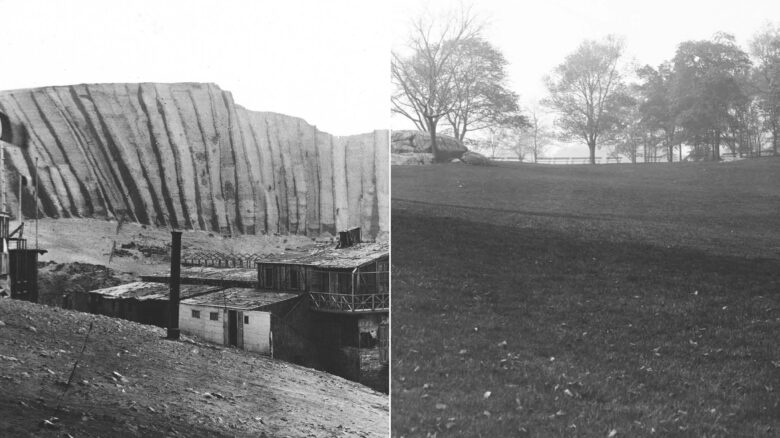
(0, 1), (389, 437)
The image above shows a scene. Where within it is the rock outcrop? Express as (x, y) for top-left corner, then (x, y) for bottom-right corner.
(0, 83), (388, 239)
(459, 151), (493, 166)
(391, 130), (468, 162)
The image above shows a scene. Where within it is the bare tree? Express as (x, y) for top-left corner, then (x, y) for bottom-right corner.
(543, 35), (631, 164)
(521, 108), (552, 163)
(444, 38), (519, 141)
(391, 8), (482, 161)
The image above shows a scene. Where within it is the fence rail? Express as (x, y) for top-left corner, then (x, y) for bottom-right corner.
(182, 251), (265, 268)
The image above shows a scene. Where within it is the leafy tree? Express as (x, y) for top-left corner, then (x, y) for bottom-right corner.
(444, 38), (520, 141)
(636, 63), (680, 162)
(672, 33), (751, 160)
(543, 36), (631, 164)
(610, 103), (645, 163)
(749, 23), (780, 155)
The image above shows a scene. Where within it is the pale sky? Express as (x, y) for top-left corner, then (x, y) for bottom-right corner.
(391, 0), (780, 156)
(1, 0), (390, 136)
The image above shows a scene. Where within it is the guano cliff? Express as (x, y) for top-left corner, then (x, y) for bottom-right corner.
(0, 83), (388, 239)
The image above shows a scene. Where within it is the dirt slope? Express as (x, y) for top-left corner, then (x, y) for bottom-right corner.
(0, 299), (388, 437)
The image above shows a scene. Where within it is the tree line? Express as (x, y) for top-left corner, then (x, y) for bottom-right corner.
(392, 9), (780, 164)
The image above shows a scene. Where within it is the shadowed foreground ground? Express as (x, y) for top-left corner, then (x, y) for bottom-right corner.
(391, 159), (780, 437)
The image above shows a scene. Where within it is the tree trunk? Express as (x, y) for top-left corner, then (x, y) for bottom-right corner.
(588, 140), (596, 165)
(428, 120), (440, 162)
(713, 130), (721, 161)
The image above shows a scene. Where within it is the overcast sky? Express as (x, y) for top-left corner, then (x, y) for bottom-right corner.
(391, 0), (780, 156)
(1, 0), (389, 136)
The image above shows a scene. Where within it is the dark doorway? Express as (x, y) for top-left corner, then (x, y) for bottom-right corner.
(228, 310), (238, 346)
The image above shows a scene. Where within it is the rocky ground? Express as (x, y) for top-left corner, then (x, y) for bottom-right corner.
(29, 217), (321, 307)
(3, 217), (388, 437)
(0, 299), (388, 437)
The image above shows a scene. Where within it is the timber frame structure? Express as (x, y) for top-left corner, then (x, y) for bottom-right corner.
(256, 238), (388, 314)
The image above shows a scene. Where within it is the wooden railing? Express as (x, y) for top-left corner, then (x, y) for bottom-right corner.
(309, 292), (389, 313)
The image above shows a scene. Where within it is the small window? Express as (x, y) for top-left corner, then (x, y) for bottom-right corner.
(209, 312), (219, 321)
(244, 315), (249, 324)
(191, 310), (200, 319)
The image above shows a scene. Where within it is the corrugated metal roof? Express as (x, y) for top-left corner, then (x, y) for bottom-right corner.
(88, 282), (221, 301)
(180, 288), (300, 310)
(255, 242), (388, 269)
(141, 267), (258, 286)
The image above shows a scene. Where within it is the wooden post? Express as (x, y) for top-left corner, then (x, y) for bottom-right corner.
(17, 173), (22, 224)
(1, 141), (5, 213)
(34, 157), (38, 250)
(167, 231), (182, 340)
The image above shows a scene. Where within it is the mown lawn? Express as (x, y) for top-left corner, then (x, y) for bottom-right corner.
(391, 159), (780, 437)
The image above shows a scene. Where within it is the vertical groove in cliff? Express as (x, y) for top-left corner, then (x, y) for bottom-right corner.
(186, 86), (217, 231)
(86, 85), (155, 224)
(28, 92), (79, 217)
(42, 88), (95, 217)
(205, 84), (229, 234)
(137, 85), (178, 227)
(74, 85), (139, 219)
(26, 92), (74, 217)
(169, 85), (205, 231)
(264, 115), (286, 234)
(53, 87), (112, 217)
(5, 94), (62, 218)
(220, 90), (248, 234)
(122, 83), (165, 227)
(0, 83), (387, 240)
(67, 85), (125, 218)
(153, 84), (194, 230)
(152, 86), (187, 228)
(236, 108), (263, 235)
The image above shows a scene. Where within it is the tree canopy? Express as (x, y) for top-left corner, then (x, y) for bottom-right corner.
(391, 8), (520, 160)
(543, 36), (632, 164)
(671, 33), (751, 161)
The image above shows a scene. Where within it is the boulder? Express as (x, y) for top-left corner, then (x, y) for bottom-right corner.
(391, 153), (435, 166)
(460, 151), (493, 166)
(391, 130), (468, 161)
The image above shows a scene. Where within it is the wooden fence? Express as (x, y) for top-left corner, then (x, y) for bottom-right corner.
(182, 251), (265, 269)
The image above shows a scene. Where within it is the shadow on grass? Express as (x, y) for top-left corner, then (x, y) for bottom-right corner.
(391, 212), (780, 437)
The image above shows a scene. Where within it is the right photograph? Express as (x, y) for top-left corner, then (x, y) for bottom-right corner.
(390, 1), (780, 437)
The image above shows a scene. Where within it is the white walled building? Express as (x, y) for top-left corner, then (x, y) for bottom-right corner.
(179, 288), (300, 355)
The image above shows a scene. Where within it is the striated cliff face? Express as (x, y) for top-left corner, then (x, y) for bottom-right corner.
(0, 83), (388, 239)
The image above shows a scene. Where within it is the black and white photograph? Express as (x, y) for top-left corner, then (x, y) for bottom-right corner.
(3, 0), (780, 437)
(391, 0), (780, 436)
(0, 1), (389, 437)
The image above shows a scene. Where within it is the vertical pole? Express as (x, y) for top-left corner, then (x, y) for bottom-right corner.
(1, 141), (6, 214)
(167, 230), (182, 340)
(34, 157), (38, 250)
(17, 173), (22, 225)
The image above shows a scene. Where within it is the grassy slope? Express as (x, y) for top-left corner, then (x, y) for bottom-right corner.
(391, 159), (780, 437)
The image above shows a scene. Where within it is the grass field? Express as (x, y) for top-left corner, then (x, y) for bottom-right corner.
(391, 158), (780, 437)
